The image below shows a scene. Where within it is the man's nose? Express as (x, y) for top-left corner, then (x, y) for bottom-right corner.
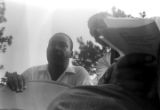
(54, 45), (61, 50)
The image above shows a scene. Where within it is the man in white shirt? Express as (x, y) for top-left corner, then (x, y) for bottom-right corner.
(6, 32), (92, 92)
(22, 64), (91, 86)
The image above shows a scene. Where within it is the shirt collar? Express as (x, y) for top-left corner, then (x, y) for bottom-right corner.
(56, 64), (75, 82)
(64, 64), (76, 74)
(46, 61), (76, 81)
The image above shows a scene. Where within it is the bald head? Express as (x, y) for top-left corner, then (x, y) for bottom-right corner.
(88, 13), (109, 30)
(88, 13), (109, 46)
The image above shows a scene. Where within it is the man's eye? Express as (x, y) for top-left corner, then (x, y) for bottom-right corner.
(60, 44), (68, 48)
(64, 45), (68, 49)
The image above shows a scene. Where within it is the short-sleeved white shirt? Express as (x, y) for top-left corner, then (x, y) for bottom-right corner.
(22, 64), (92, 86)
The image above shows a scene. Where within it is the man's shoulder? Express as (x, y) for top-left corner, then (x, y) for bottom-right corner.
(70, 65), (86, 70)
(47, 85), (129, 110)
(67, 65), (88, 74)
(48, 85), (156, 110)
(23, 64), (48, 74)
(30, 64), (47, 70)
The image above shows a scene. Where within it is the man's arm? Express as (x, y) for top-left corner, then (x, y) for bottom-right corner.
(75, 66), (94, 86)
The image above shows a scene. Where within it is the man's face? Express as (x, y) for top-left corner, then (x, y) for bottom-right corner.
(89, 28), (108, 47)
(47, 35), (72, 65)
(88, 17), (108, 47)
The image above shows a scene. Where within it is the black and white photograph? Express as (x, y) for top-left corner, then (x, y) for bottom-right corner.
(0, 0), (160, 109)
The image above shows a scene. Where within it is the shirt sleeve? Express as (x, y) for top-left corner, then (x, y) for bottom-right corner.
(75, 66), (93, 86)
(21, 67), (33, 82)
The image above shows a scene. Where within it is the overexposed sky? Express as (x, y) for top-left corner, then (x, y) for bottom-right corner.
(9, 0), (160, 17)
(1, 0), (160, 76)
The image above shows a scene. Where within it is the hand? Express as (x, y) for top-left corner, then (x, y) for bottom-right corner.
(5, 72), (26, 92)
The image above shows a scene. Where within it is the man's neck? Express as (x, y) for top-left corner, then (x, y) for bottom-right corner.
(48, 60), (69, 81)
